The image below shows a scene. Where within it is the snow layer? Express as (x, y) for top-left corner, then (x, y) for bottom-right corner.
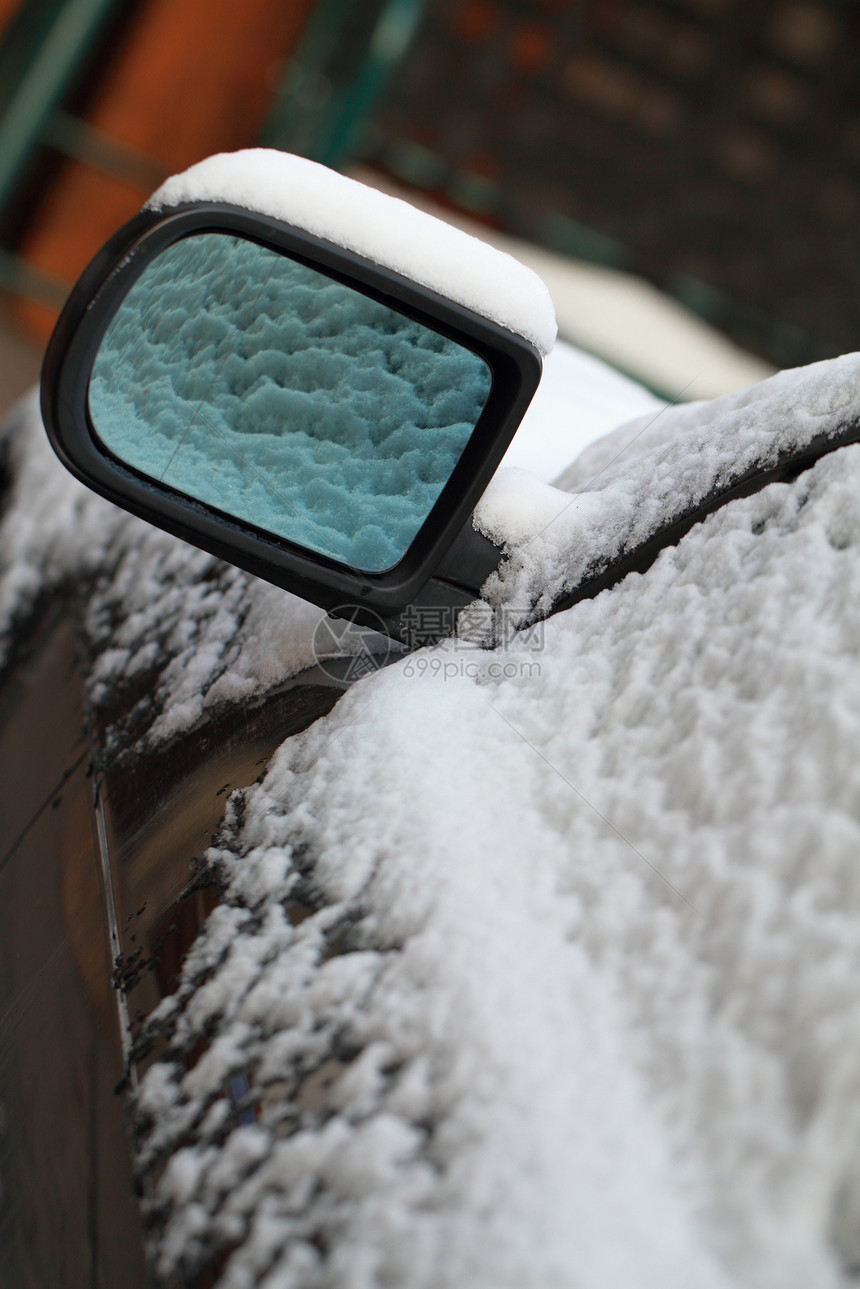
(133, 406), (860, 1288)
(474, 352), (860, 631)
(91, 231), (490, 572)
(4, 353), (860, 1286)
(147, 150), (557, 355)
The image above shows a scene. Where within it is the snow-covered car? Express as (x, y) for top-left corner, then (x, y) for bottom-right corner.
(1, 152), (859, 1289)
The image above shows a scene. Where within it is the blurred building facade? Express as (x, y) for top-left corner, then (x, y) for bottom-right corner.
(364, 0), (859, 370)
(0, 0), (857, 370)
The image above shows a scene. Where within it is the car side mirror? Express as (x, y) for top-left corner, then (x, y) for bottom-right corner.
(41, 154), (551, 643)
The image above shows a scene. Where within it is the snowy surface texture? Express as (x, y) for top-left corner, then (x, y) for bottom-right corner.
(3, 352), (860, 1286)
(147, 150), (557, 355)
(91, 232), (490, 572)
(474, 353), (860, 632)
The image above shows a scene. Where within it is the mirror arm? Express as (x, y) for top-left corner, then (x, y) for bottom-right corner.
(375, 521), (503, 649)
(434, 520), (502, 596)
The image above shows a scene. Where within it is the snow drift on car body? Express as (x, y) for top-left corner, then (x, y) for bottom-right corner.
(1, 343), (859, 1286)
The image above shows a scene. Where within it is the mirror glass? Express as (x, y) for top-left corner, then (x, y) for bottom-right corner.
(88, 232), (493, 573)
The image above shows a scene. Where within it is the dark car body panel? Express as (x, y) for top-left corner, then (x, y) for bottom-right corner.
(0, 602), (353, 1287)
(0, 615), (146, 1289)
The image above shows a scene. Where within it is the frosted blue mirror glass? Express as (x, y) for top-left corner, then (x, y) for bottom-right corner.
(87, 232), (493, 573)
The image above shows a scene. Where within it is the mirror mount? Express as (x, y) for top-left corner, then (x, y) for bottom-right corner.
(373, 522), (503, 647)
(434, 521), (502, 594)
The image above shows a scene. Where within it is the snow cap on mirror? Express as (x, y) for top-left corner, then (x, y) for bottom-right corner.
(146, 149), (557, 356)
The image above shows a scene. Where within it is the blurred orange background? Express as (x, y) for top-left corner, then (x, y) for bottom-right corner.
(1, 0), (314, 339)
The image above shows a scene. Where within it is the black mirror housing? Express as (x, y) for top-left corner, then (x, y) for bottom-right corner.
(41, 200), (543, 627)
